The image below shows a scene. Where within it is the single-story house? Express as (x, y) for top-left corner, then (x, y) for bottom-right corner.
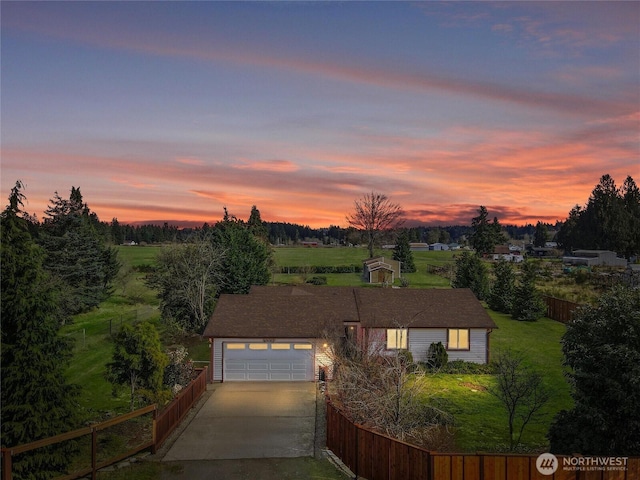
(563, 250), (627, 267)
(362, 257), (401, 284)
(429, 243), (449, 251)
(203, 286), (497, 382)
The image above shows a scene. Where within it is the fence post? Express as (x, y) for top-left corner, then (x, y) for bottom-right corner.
(2, 449), (12, 480)
(91, 427), (97, 480)
(151, 406), (158, 454)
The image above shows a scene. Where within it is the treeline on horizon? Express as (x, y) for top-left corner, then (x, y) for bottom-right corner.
(106, 217), (546, 247)
(12, 173), (640, 256)
(101, 217), (545, 247)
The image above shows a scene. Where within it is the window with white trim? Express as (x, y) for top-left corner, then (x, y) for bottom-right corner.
(447, 329), (470, 350)
(386, 329), (408, 350)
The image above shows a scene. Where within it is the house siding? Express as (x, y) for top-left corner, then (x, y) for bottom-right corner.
(409, 329), (488, 364)
(365, 328), (488, 364)
(408, 329), (447, 362)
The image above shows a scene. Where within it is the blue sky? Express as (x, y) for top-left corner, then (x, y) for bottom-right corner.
(2, 1), (638, 227)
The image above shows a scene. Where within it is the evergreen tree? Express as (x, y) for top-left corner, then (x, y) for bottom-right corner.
(247, 205), (269, 242)
(1, 182), (80, 479)
(556, 204), (582, 253)
(556, 174), (640, 258)
(211, 210), (272, 294)
(105, 322), (169, 411)
(111, 217), (124, 245)
(39, 187), (119, 314)
(621, 176), (640, 258)
(533, 222), (548, 247)
(549, 287), (640, 455)
(511, 261), (545, 321)
(469, 206), (506, 255)
(393, 230), (416, 273)
(487, 259), (515, 313)
(452, 252), (489, 300)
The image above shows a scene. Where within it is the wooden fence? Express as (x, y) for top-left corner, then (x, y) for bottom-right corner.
(543, 296), (583, 324)
(155, 366), (208, 447)
(326, 400), (640, 480)
(1, 367), (207, 480)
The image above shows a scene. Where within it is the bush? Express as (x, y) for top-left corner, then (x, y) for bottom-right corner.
(397, 349), (415, 371)
(306, 275), (328, 285)
(425, 342), (448, 370)
(439, 359), (496, 374)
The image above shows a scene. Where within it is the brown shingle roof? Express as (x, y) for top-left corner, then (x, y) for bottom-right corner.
(203, 287), (496, 338)
(354, 288), (496, 329)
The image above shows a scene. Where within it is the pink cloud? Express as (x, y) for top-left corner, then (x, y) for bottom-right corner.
(233, 159), (299, 173)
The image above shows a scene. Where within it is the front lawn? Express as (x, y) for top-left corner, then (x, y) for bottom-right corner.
(421, 311), (572, 452)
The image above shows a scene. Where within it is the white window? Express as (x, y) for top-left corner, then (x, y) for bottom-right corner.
(249, 343), (268, 350)
(447, 329), (470, 350)
(271, 343), (291, 350)
(226, 343), (246, 350)
(293, 344), (312, 350)
(386, 329), (407, 350)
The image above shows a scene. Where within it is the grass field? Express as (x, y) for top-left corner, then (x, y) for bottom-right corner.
(423, 311), (571, 453)
(272, 246), (455, 288)
(65, 244), (571, 453)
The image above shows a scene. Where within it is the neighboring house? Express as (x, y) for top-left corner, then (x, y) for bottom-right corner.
(563, 250), (627, 267)
(362, 257), (401, 284)
(429, 243), (450, 251)
(409, 243), (430, 252)
(492, 245), (523, 263)
(203, 286), (497, 382)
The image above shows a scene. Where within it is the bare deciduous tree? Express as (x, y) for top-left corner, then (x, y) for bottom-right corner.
(488, 349), (549, 451)
(346, 191), (404, 258)
(324, 330), (454, 449)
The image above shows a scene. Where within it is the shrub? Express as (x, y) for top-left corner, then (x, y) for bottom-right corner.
(306, 275), (328, 285)
(397, 349), (415, 371)
(441, 359), (496, 374)
(425, 342), (448, 370)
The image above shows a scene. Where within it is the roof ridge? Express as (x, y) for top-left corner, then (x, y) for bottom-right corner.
(352, 287), (362, 322)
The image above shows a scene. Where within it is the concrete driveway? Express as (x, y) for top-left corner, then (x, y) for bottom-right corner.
(161, 382), (317, 461)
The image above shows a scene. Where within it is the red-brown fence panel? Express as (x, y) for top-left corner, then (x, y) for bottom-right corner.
(155, 367), (208, 449)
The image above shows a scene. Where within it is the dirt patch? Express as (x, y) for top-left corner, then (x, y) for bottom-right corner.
(460, 381), (487, 392)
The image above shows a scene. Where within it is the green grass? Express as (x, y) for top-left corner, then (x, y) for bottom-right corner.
(115, 245), (161, 268)
(62, 247), (163, 416)
(272, 247), (455, 288)
(67, 243), (572, 454)
(421, 310), (572, 453)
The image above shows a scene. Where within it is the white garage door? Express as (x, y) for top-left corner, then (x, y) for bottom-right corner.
(223, 342), (315, 381)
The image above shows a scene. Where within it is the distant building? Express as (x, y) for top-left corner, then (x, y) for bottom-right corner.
(429, 243), (449, 251)
(409, 243), (430, 252)
(563, 250), (627, 267)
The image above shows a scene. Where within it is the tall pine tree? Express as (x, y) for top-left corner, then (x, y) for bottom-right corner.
(393, 230), (416, 273)
(40, 187), (119, 314)
(1, 182), (80, 479)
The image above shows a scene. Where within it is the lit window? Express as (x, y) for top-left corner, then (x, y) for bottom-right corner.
(447, 329), (469, 350)
(249, 343), (268, 350)
(271, 344), (291, 350)
(226, 343), (246, 350)
(386, 329), (407, 349)
(294, 344), (312, 350)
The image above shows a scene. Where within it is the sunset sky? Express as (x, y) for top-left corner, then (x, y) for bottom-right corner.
(2, 2), (638, 228)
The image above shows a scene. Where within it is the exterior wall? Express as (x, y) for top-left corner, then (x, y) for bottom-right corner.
(211, 337), (329, 381)
(366, 328), (489, 364)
